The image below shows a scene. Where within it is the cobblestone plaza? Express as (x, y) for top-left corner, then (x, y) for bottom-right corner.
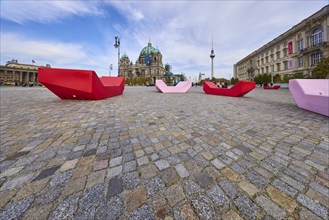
(0, 86), (328, 220)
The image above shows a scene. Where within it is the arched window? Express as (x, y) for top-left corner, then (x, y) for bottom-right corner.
(311, 27), (322, 46)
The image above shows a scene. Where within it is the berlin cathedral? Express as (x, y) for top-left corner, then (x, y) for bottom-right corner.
(119, 41), (172, 84)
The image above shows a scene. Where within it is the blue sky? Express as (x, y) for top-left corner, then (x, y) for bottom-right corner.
(1, 1), (328, 80)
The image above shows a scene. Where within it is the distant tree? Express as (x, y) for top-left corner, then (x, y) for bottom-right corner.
(262, 73), (271, 84)
(291, 72), (305, 79)
(312, 56), (329, 79)
(253, 74), (262, 84)
(230, 77), (239, 85)
(273, 74), (281, 83)
(282, 75), (290, 83)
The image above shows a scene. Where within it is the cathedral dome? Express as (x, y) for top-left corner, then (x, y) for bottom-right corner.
(121, 53), (129, 60)
(140, 42), (160, 56)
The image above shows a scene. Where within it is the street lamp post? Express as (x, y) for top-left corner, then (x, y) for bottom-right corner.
(109, 64), (113, 76)
(114, 36), (120, 76)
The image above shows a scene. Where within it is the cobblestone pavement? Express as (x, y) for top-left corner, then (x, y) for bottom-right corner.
(0, 86), (328, 220)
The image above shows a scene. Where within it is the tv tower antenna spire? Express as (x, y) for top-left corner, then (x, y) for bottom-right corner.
(210, 34), (215, 79)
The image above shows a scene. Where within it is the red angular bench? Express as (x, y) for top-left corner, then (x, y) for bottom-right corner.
(203, 81), (256, 97)
(38, 67), (124, 100)
(263, 85), (281, 89)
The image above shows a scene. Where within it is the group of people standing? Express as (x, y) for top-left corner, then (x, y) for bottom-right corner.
(217, 81), (228, 88)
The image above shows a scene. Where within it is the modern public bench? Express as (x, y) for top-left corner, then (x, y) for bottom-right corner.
(289, 79), (329, 116)
(203, 81), (256, 97)
(155, 80), (192, 93)
(38, 67), (124, 100)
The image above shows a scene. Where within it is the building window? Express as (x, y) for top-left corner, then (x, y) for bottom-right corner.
(271, 65), (274, 72)
(261, 58), (264, 65)
(283, 49), (287, 57)
(270, 54), (274, 62)
(266, 66), (269, 73)
(276, 63), (281, 71)
(298, 57), (304, 67)
(265, 56), (268, 63)
(311, 52), (322, 66)
(257, 60), (260, 66)
(276, 51), (280, 60)
(261, 68), (264, 74)
(311, 27), (323, 46)
(284, 61), (288, 70)
(297, 34), (304, 52)
(276, 45), (280, 50)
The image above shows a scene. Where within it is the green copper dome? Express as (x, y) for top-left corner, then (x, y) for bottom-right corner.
(121, 53), (129, 59)
(140, 42), (160, 56)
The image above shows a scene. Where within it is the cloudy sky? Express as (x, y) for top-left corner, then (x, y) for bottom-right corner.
(1, 1), (327, 80)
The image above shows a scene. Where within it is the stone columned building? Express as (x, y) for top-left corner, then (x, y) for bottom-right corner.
(119, 41), (165, 84)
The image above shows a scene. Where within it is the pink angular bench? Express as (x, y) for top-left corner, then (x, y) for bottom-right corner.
(155, 80), (192, 93)
(289, 79), (329, 116)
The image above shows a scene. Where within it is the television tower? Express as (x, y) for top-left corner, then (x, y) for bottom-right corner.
(210, 35), (215, 79)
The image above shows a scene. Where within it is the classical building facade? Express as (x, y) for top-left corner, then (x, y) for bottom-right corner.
(234, 5), (329, 80)
(0, 59), (50, 86)
(119, 41), (165, 84)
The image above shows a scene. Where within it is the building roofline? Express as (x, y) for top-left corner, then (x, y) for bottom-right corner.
(236, 5), (329, 65)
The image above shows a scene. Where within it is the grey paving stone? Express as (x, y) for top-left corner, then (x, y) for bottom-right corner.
(271, 179), (298, 197)
(35, 186), (63, 206)
(123, 152), (135, 162)
(49, 193), (80, 220)
(279, 173), (305, 191)
(297, 194), (328, 219)
(145, 176), (165, 197)
(150, 153), (160, 161)
(129, 204), (154, 220)
(175, 163), (189, 178)
(211, 158), (226, 170)
(124, 161), (137, 173)
(67, 151), (83, 160)
(246, 170), (267, 188)
(107, 176), (123, 198)
(219, 179), (238, 198)
(33, 165), (60, 182)
(206, 185), (229, 206)
(159, 149), (171, 158)
(182, 179), (201, 195)
(80, 184), (104, 210)
(82, 149), (97, 157)
(49, 170), (73, 187)
(95, 195), (124, 220)
(193, 172), (214, 188)
(193, 155), (209, 167)
(255, 195), (285, 220)
(309, 181), (329, 197)
(0, 196), (33, 220)
(107, 165), (122, 178)
(167, 155), (182, 165)
(123, 171), (142, 190)
(231, 163), (246, 174)
(1, 173), (34, 191)
(155, 159), (170, 171)
(234, 195), (260, 220)
(191, 194), (217, 220)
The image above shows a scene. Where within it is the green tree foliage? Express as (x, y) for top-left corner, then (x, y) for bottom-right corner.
(230, 77), (239, 85)
(273, 74), (281, 83)
(253, 75), (262, 84)
(252, 74), (271, 84)
(312, 56), (329, 79)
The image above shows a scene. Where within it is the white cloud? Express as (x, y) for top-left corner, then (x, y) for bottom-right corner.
(0, 32), (112, 75)
(0, 1), (103, 24)
(1, 1), (328, 80)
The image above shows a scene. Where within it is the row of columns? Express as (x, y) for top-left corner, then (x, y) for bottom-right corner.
(1, 70), (39, 86)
